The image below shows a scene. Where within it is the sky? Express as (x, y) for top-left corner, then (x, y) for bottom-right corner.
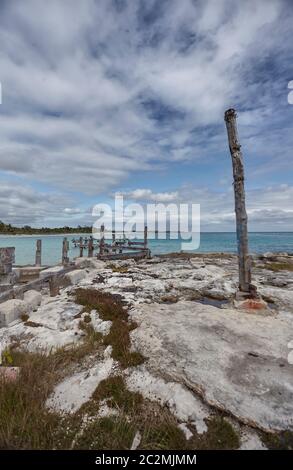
(0, 0), (293, 231)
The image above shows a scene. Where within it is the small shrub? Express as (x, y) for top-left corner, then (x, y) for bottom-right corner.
(20, 314), (29, 322)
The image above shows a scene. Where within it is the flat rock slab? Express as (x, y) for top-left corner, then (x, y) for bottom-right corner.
(39, 266), (65, 279)
(46, 358), (114, 413)
(130, 301), (293, 432)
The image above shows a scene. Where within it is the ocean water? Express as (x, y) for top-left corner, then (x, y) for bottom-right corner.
(0, 232), (292, 266)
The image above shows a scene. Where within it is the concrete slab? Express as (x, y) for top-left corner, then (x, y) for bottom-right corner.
(39, 266), (65, 279)
(14, 266), (43, 283)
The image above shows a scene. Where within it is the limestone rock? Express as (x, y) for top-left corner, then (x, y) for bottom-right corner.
(0, 299), (28, 327)
(23, 290), (42, 310)
(39, 266), (64, 279)
(129, 300), (293, 432)
(65, 269), (86, 285)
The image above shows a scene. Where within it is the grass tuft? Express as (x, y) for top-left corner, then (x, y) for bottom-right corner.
(92, 375), (143, 412)
(108, 264), (129, 274)
(140, 420), (188, 450)
(260, 262), (293, 272)
(190, 416), (240, 450)
(0, 350), (74, 449)
(262, 430), (293, 450)
(75, 288), (128, 321)
(73, 416), (136, 450)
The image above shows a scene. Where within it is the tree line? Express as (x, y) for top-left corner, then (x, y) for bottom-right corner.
(0, 220), (92, 235)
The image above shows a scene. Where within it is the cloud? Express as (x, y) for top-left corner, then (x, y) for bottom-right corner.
(0, 181), (74, 226)
(121, 188), (178, 202)
(177, 183), (293, 231)
(0, 0), (292, 227)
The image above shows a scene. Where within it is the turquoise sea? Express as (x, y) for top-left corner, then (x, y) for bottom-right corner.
(0, 232), (292, 266)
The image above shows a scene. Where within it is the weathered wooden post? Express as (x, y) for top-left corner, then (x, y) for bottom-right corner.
(0, 247), (15, 275)
(88, 236), (94, 257)
(79, 237), (84, 257)
(144, 225), (148, 249)
(112, 230), (116, 253)
(49, 275), (59, 297)
(0, 247), (16, 286)
(225, 109), (251, 293)
(35, 239), (42, 267)
(99, 224), (105, 256)
(62, 237), (69, 266)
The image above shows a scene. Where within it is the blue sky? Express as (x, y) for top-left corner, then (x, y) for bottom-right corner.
(0, 0), (293, 231)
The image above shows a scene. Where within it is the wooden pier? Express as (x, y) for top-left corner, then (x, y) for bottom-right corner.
(72, 226), (151, 260)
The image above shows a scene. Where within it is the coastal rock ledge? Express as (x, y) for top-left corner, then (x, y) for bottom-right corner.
(130, 300), (293, 432)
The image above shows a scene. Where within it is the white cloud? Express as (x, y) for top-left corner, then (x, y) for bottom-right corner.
(122, 189), (178, 202)
(0, 0), (292, 227)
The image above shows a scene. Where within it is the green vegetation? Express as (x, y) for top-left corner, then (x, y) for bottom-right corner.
(107, 263), (129, 274)
(0, 289), (246, 450)
(73, 416), (137, 450)
(92, 375), (143, 412)
(260, 261), (293, 272)
(0, 344), (243, 450)
(75, 288), (145, 368)
(0, 220), (92, 235)
(262, 430), (293, 450)
(189, 416), (240, 450)
(0, 350), (77, 449)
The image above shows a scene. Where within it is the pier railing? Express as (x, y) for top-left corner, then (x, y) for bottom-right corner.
(71, 225), (151, 260)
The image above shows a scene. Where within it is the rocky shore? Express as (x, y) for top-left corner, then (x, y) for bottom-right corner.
(1, 252), (293, 449)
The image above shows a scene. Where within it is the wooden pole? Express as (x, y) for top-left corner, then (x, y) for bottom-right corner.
(88, 236), (94, 257)
(79, 237), (83, 258)
(112, 230), (116, 253)
(35, 239), (42, 267)
(144, 225), (147, 249)
(62, 237), (69, 266)
(225, 108), (251, 293)
(99, 224), (105, 256)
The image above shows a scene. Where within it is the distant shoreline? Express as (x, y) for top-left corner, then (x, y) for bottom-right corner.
(0, 231), (293, 236)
